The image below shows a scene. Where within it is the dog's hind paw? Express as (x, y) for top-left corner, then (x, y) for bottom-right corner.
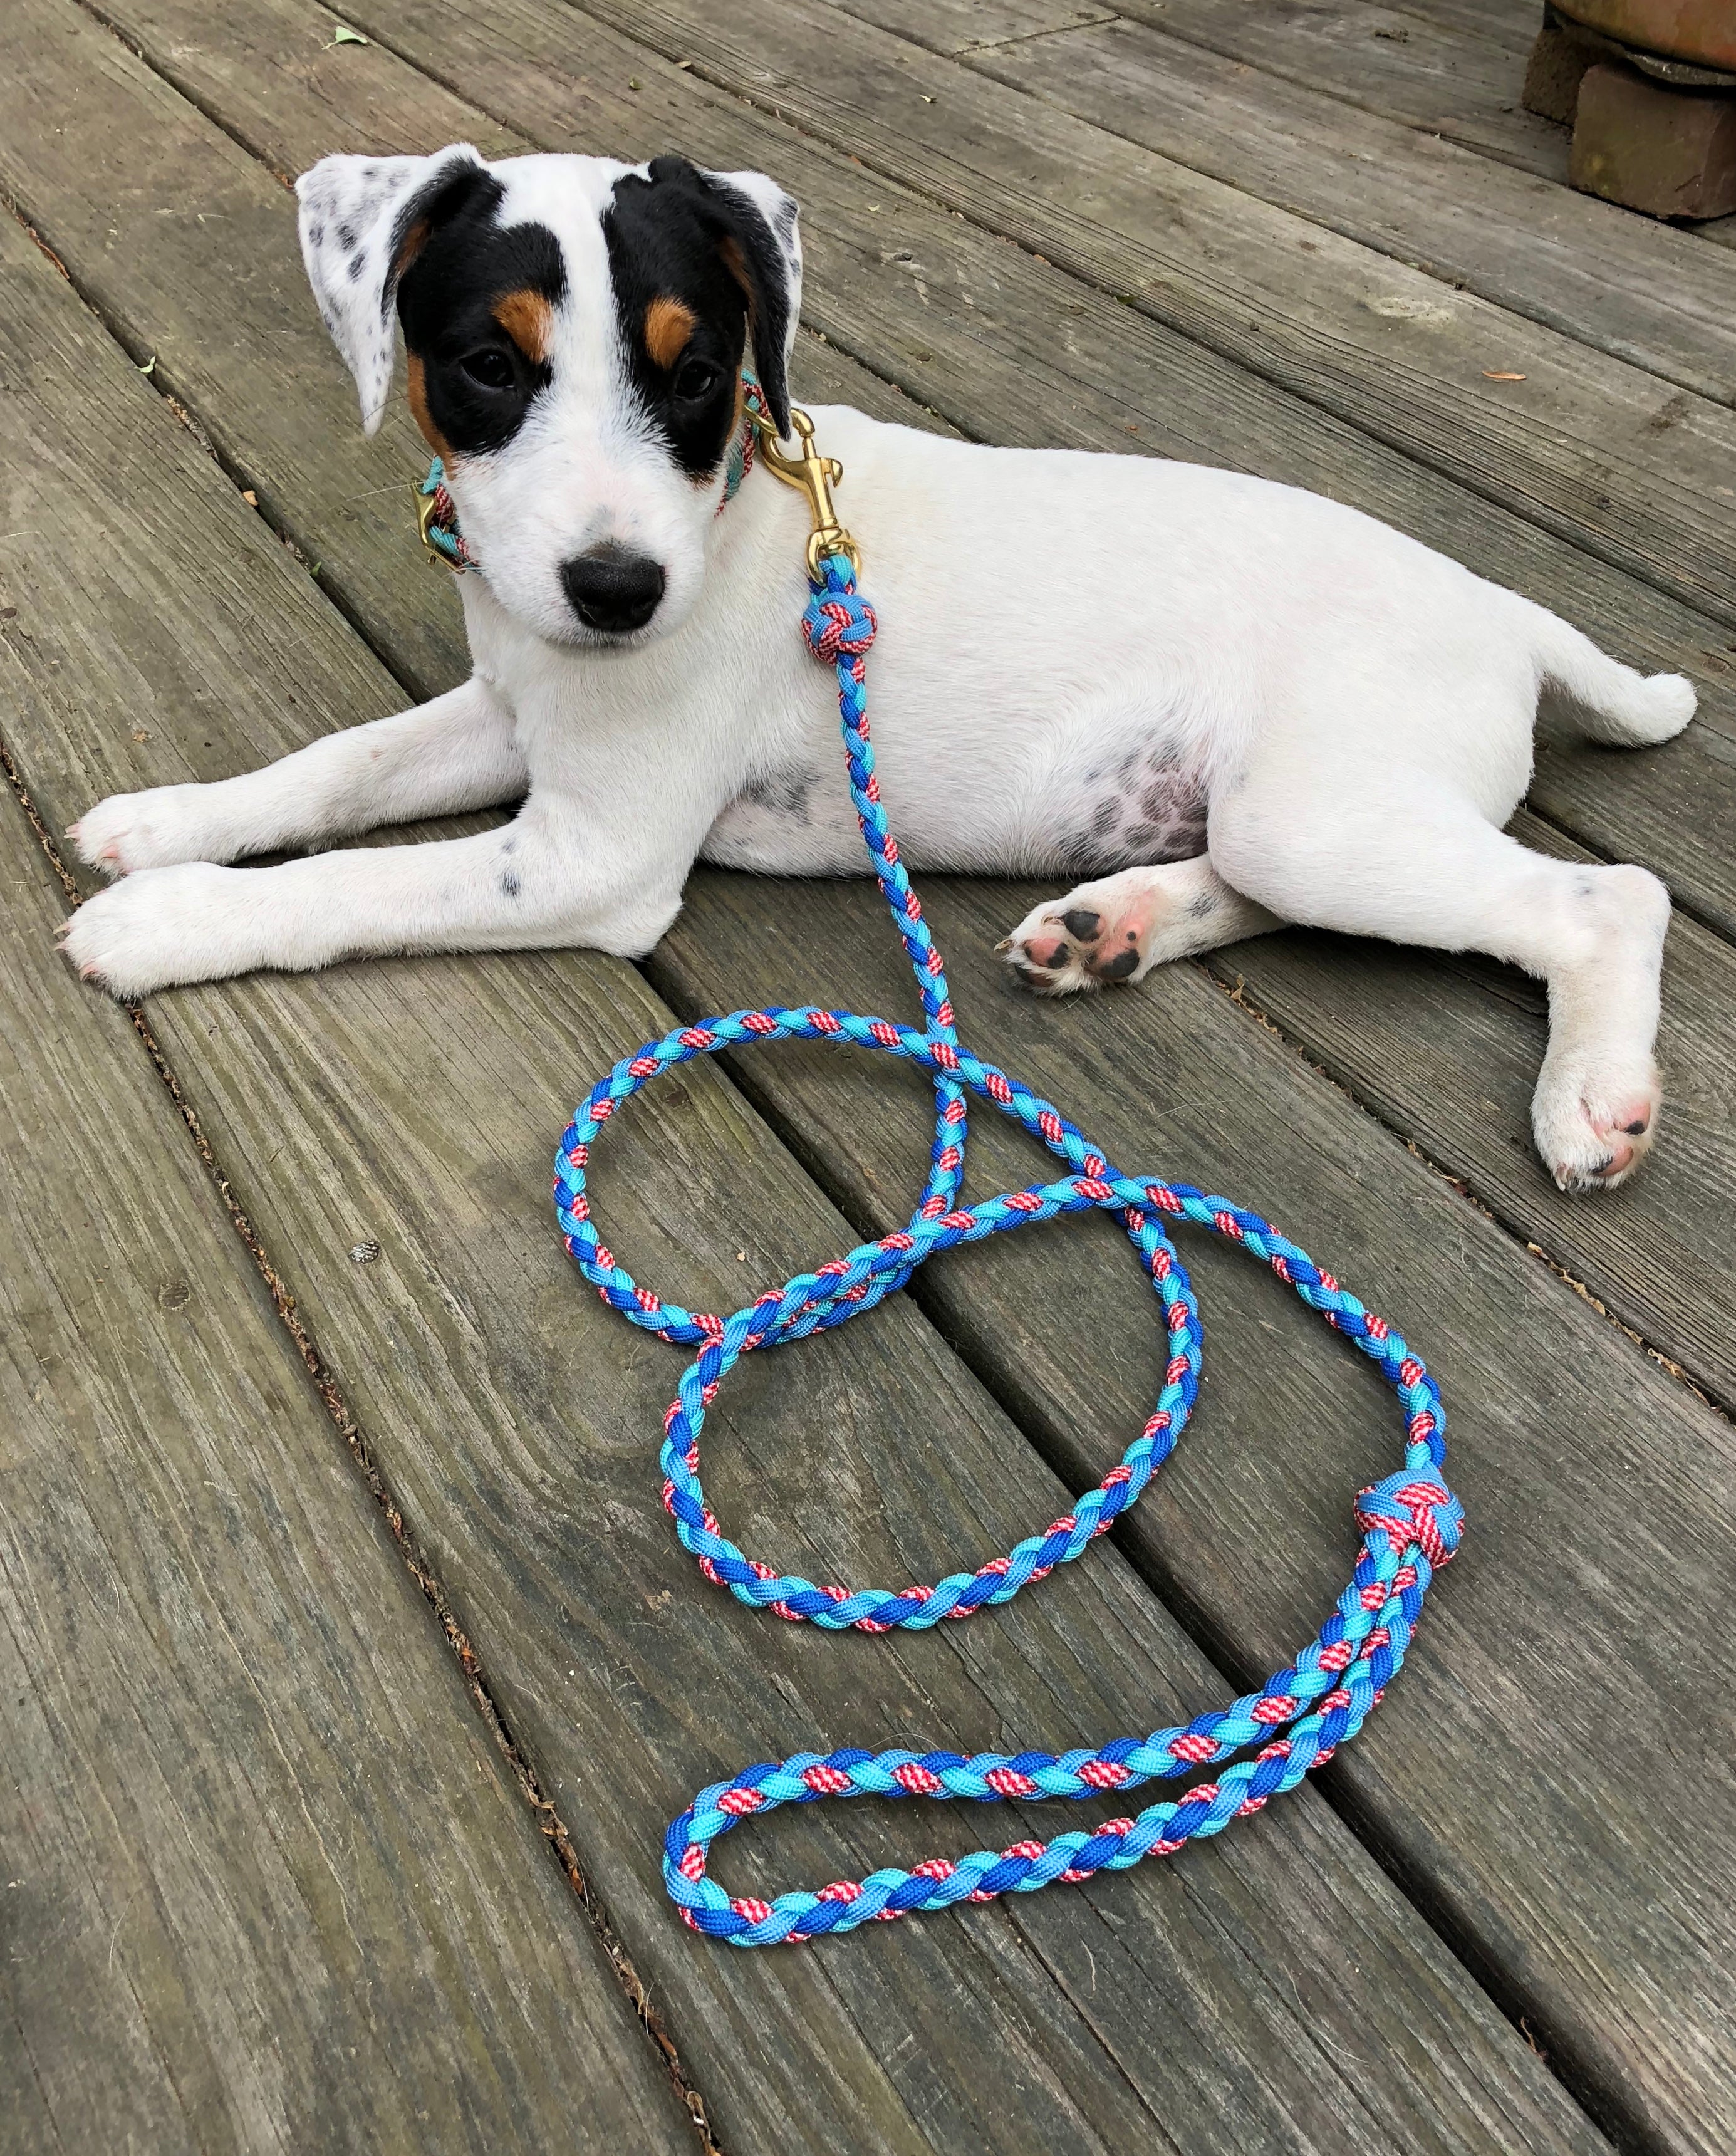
(997, 871), (1177, 995)
(1532, 1055), (1661, 1192)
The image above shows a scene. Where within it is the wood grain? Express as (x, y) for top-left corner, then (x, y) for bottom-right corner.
(0, 701), (691, 2148)
(889, 1), (1736, 412)
(1206, 806), (1736, 1409)
(0, 88), (1606, 2156)
(46, 0), (1736, 1398)
(283, 0), (1736, 933)
(1104, 0), (1573, 179)
(1101, 0), (1736, 255)
(652, 863), (1736, 2156)
(5, 1), (1732, 2142)
(586, 0), (1736, 642)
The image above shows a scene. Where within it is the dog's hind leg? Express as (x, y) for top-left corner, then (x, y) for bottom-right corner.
(1207, 773), (1671, 1192)
(70, 675), (525, 877)
(999, 857), (1279, 993)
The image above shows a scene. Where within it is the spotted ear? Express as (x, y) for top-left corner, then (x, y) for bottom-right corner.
(296, 145), (488, 435)
(696, 165), (803, 437)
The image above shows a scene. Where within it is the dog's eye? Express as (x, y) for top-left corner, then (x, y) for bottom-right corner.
(460, 349), (516, 390)
(672, 356), (722, 404)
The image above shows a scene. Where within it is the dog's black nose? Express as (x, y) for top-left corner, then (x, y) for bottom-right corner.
(561, 544), (666, 633)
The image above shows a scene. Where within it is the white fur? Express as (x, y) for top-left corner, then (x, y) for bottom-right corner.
(65, 151), (1695, 1193)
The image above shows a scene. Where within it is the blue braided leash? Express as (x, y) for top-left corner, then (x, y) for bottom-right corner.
(547, 401), (1463, 1947)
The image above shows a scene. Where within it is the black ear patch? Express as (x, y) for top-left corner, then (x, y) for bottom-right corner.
(396, 172), (567, 457)
(603, 157), (793, 476)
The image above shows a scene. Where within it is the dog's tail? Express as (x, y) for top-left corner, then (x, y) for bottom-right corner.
(1527, 602), (1697, 747)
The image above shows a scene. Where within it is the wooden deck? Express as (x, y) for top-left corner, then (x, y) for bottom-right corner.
(3, 2), (1732, 2150)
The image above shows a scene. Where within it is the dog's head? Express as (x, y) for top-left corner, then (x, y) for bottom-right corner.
(296, 147), (801, 645)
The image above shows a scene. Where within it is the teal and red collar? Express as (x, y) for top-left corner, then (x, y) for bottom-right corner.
(417, 370), (763, 573)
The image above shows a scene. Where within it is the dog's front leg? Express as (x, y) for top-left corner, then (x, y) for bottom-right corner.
(59, 797), (683, 998)
(70, 676), (525, 877)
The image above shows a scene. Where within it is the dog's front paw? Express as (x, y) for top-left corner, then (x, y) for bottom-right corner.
(1532, 1054), (1661, 1192)
(59, 862), (239, 997)
(70, 784), (226, 878)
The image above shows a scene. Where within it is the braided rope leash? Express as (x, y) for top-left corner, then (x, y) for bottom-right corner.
(549, 395), (1464, 1947)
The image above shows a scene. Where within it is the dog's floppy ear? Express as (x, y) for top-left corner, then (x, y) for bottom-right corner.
(296, 145), (489, 434)
(688, 162), (803, 437)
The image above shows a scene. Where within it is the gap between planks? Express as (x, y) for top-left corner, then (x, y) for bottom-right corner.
(44, 0), (1730, 1505)
(0, 725), (727, 2156)
(3, 16), (1717, 2138)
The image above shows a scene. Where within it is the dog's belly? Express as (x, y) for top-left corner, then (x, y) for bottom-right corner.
(701, 764), (864, 873)
(702, 736), (1210, 877)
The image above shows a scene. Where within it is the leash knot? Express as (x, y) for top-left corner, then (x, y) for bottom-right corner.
(803, 579), (878, 664)
(1354, 1472), (1465, 1568)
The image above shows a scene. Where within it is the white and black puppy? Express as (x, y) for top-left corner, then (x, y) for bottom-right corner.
(64, 145), (1694, 1192)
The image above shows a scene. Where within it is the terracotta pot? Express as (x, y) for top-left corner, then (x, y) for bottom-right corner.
(1554, 1), (1736, 71)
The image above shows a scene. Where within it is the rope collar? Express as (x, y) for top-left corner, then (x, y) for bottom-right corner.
(547, 402), (1465, 1946)
(415, 371), (762, 575)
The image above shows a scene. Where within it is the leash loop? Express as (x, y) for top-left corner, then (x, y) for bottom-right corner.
(550, 401), (1461, 1946)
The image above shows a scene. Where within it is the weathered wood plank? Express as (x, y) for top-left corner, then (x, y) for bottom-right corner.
(322, 0), (1736, 927)
(568, 0), (1736, 634)
(0, 682), (692, 2147)
(1098, 0), (1736, 257)
(54, 0), (1736, 1415)
(6, 4), (1725, 2138)
(1100, 0), (1571, 179)
(650, 863), (1736, 2156)
(1205, 805), (1736, 1409)
(0, 85), (1606, 2156)
(878, 1), (1736, 412)
(11, 0), (1736, 944)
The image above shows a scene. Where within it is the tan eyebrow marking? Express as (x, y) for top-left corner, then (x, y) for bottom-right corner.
(492, 288), (556, 364)
(644, 294), (697, 370)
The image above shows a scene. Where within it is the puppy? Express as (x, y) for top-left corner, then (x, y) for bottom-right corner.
(64, 146), (1693, 1192)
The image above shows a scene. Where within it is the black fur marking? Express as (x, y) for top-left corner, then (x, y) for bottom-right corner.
(1187, 888), (1220, 920)
(395, 167), (566, 457)
(499, 872), (522, 899)
(603, 157), (793, 473)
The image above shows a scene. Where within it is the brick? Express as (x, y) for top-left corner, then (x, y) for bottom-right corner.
(1571, 61), (1736, 218)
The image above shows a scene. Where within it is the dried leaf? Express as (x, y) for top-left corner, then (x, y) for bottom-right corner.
(1482, 370), (1527, 381)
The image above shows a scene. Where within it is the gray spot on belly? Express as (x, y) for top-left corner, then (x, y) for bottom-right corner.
(499, 872), (521, 898)
(1058, 747), (1208, 873)
(739, 766), (817, 821)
